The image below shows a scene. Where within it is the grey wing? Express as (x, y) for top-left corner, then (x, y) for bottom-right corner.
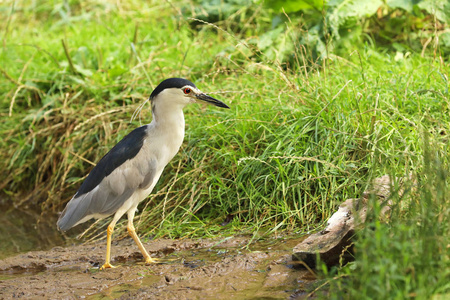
(57, 157), (157, 232)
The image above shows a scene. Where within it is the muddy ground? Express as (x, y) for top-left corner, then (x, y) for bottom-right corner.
(0, 236), (316, 299)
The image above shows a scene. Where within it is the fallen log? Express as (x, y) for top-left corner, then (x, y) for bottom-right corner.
(292, 175), (408, 269)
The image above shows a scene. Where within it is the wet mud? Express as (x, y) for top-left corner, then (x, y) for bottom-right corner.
(0, 236), (316, 299)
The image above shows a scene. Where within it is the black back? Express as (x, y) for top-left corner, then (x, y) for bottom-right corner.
(150, 78), (196, 99)
(75, 125), (148, 197)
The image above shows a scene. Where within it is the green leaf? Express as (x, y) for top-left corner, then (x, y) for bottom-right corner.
(327, 0), (383, 39)
(264, 0), (325, 13)
(328, 0), (382, 17)
(386, 0), (414, 12)
(418, 0), (450, 23)
(441, 32), (450, 47)
(108, 65), (127, 78)
(75, 65), (93, 77)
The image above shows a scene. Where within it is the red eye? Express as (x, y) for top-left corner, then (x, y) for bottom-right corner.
(183, 88), (191, 94)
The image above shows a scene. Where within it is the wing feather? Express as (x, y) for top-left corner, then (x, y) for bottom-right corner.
(57, 125), (158, 231)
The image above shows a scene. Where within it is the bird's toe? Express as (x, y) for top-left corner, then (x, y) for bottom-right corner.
(145, 256), (179, 265)
(100, 262), (117, 270)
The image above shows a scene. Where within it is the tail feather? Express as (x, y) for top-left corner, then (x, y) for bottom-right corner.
(57, 193), (92, 231)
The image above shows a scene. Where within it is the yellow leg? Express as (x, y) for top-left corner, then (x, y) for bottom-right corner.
(100, 224), (117, 270)
(127, 223), (159, 264)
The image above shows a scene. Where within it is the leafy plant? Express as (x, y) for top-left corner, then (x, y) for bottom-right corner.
(261, 0), (449, 62)
(321, 139), (450, 299)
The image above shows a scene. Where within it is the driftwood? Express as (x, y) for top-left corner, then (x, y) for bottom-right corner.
(292, 175), (408, 269)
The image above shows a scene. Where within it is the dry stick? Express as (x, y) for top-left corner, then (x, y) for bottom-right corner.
(128, 23), (139, 66)
(314, 80), (352, 118)
(78, 219), (103, 240)
(68, 150), (96, 166)
(269, 155), (347, 173)
(307, 274), (349, 298)
(161, 159), (184, 225)
(74, 108), (123, 131)
(9, 86), (24, 116)
(97, 46), (103, 69)
(339, 242), (354, 267)
(0, 67), (21, 86)
(17, 51), (36, 84)
(58, 122), (76, 190)
(5, 54), (42, 116)
(61, 39), (79, 75)
(130, 42), (152, 87)
(2, 0), (15, 47)
(130, 98), (150, 124)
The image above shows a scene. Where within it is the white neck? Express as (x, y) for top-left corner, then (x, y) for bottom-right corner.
(151, 101), (185, 130)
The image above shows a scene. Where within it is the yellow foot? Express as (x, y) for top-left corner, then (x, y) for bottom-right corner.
(99, 262), (117, 270)
(145, 256), (179, 265)
(144, 256), (160, 265)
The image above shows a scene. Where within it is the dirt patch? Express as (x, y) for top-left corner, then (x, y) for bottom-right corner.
(0, 236), (315, 299)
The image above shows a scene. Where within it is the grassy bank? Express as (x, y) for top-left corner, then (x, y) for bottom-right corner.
(1, 0), (449, 298)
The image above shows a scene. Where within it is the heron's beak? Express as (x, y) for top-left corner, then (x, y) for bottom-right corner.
(195, 93), (230, 109)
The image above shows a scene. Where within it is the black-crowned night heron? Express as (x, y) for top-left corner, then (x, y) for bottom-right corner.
(57, 78), (229, 270)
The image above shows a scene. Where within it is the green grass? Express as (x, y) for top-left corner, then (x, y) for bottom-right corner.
(1, 0), (449, 298)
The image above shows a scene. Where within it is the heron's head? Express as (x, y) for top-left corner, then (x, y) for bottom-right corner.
(150, 78), (229, 112)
